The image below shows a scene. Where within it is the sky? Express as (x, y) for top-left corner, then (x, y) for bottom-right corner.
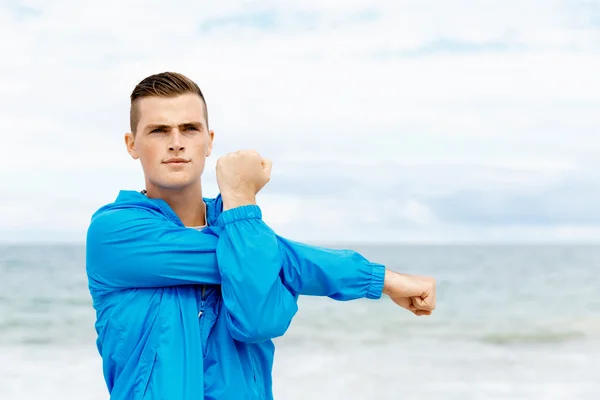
(1, 0), (599, 244)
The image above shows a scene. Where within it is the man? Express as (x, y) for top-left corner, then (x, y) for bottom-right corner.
(85, 72), (436, 399)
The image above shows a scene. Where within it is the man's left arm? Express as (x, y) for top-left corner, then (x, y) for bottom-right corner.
(214, 207), (435, 344)
(212, 149), (435, 341)
(212, 205), (434, 320)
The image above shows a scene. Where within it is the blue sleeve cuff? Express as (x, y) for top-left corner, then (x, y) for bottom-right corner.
(217, 204), (262, 227)
(366, 264), (385, 299)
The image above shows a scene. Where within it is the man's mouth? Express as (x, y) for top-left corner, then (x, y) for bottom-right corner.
(163, 158), (190, 164)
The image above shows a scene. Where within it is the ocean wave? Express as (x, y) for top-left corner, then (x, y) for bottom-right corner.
(481, 330), (586, 345)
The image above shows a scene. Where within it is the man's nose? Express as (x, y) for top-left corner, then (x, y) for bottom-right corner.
(168, 130), (184, 151)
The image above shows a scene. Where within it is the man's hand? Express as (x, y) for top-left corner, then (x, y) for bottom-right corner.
(216, 150), (272, 210)
(383, 270), (436, 316)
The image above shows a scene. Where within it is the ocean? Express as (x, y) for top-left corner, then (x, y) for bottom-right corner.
(1, 244), (599, 399)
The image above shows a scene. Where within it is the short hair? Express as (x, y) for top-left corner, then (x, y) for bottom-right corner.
(129, 72), (208, 134)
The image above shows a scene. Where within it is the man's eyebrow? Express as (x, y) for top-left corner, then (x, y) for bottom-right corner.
(179, 121), (205, 129)
(145, 124), (170, 131)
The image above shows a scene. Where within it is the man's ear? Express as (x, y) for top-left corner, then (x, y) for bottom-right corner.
(206, 130), (215, 157)
(124, 132), (139, 159)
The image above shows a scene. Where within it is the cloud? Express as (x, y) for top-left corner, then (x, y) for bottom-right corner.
(1, 0), (599, 243)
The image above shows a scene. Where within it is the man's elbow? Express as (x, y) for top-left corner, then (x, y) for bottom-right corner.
(229, 324), (288, 344)
(226, 309), (298, 343)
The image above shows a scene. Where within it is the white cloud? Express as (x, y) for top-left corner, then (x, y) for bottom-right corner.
(1, 0), (599, 243)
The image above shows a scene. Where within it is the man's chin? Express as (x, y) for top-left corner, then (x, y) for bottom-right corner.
(148, 176), (202, 192)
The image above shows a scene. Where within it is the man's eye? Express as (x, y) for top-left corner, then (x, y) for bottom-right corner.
(151, 128), (165, 133)
(186, 126), (198, 131)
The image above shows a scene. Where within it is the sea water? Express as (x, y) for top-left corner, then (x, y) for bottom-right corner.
(1, 244), (599, 399)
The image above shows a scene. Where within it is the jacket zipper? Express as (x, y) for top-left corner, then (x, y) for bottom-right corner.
(198, 285), (206, 317)
(198, 285), (207, 356)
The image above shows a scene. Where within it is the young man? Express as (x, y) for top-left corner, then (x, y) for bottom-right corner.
(85, 72), (436, 400)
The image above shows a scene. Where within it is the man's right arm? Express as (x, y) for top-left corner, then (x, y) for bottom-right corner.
(85, 208), (221, 289)
(86, 202), (434, 316)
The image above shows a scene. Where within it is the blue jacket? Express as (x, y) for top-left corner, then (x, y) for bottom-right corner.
(86, 190), (386, 399)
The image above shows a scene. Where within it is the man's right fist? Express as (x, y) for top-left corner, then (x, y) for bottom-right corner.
(216, 150), (272, 210)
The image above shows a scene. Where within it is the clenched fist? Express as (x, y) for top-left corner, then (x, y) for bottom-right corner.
(383, 270), (436, 316)
(216, 150), (272, 210)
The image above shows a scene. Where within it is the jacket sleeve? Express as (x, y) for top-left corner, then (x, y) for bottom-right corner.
(277, 237), (386, 300)
(85, 208), (222, 289)
(215, 205), (299, 343)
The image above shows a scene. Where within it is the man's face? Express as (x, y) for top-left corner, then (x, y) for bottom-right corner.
(125, 94), (214, 192)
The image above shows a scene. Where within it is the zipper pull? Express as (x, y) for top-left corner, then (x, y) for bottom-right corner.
(198, 285), (207, 318)
(198, 300), (205, 318)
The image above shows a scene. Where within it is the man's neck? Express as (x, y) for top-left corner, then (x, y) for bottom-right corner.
(144, 183), (206, 227)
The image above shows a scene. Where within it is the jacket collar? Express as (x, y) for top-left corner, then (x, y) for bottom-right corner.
(111, 190), (223, 227)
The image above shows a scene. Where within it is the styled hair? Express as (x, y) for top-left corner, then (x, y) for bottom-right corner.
(129, 72), (208, 134)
